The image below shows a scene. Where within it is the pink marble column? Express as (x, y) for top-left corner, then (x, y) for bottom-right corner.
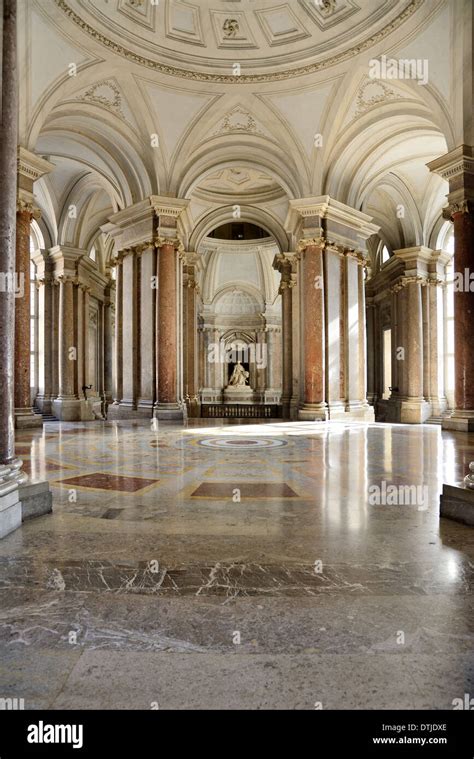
(14, 204), (41, 427)
(155, 238), (183, 419)
(298, 239), (327, 420)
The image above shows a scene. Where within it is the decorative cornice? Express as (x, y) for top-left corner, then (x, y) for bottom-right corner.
(17, 147), (54, 183)
(427, 146), (474, 182)
(54, 0), (423, 84)
(121, 241), (154, 257)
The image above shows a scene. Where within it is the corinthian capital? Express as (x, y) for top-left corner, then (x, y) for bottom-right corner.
(442, 200), (474, 220)
(297, 236), (326, 252)
(155, 235), (184, 253)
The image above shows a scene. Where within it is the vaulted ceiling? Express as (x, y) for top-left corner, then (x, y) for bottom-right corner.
(20, 0), (460, 272)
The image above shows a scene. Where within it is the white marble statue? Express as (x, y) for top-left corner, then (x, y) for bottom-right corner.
(227, 361), (249, 388)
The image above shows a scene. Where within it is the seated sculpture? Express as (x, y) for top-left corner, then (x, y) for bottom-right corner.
(227, 361), (249, 388)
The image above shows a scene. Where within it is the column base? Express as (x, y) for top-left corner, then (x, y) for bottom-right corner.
(0, 459), (27, 539)
(19, 480), (52, 521)
(107, 402), (151, 420)
(440, 484), (474, 526)
(442, 411), (474, 432)
(35, 395), (54, 415)
(298, 402), (328, 421)
(399, 399), (431, 424)
(52, 397), (82, 421)
(154, 402), (185, 421)
(328, 402), (375, 422)
(15, 407), (43, 429)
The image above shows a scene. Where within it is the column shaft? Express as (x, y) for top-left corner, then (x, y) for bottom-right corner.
(113, 261), (123, 404)
(406, 281), (423, 399)
(453, 209), (474, 410)
(0, 0), (19, 466)
(300, 242), (326, 419)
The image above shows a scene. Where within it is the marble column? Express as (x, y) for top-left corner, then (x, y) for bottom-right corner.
(14, 203), (41, 427)
(389, 287), (400, 404)
(121, 251), (138, 414)
(450, 204), (474, 424)
(398, 277), (431, 423)
(138, 245), (156, 416)
(53, 276), (80, 420)
(33, 250), (55, 414)
(155, 236), (184, 419)
(427, 277), (448, 416)
(298, 237), (327, 420)
(0, 0), (27, 537)
(104, 280), (115, 404)
(15, 150), (53, 428)
(366, 298), (376, 405)
(429, 146), (474, 430)
(183, 255), (199, 402)
(112, 258), (123, 406)
(274, 253), (295, 419)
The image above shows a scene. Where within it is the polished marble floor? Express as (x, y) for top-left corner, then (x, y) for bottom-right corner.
(1, 419), (473, 709)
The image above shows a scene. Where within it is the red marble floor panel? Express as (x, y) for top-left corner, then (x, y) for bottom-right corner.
(21, 460), (65, 476)
(54, 472), (160, 493)
(191, 482), (299, 498)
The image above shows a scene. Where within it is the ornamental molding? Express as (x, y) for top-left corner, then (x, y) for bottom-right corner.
(54, 0), (423, 84)
(77, 79), (125, 117)
(355, 79), (403, 116)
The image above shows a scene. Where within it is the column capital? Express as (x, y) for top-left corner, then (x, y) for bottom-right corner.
(428, 145), (474, 217)
(286, 196), (379, 254)
(106, 196), (190, 253)
(16, 198), (41, 220)
(155, 235), (185, 253)
(297, 236), (326, 252)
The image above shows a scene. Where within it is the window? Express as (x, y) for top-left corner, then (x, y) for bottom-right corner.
(381, 245), (390, 264)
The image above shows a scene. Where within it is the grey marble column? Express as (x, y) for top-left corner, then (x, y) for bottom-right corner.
(0, 0), (27, 537)
(104, 281), (114, 403)
(366, 299), (376, 405)
(112, 259), (123, 406)
(52, 277), (81, 421)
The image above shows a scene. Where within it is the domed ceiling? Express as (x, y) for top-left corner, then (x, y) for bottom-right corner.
(56, 0), (423, 80)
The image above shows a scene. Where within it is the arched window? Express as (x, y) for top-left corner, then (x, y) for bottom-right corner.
(381, 245), (390, 264)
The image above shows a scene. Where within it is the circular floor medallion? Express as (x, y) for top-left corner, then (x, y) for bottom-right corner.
(198, 437), (287, 449)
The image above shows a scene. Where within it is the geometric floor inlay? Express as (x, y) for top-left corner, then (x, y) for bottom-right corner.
(197, 437), (288, 449)
(54, 472), (159, 493)
(191, 482), (299, 498)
